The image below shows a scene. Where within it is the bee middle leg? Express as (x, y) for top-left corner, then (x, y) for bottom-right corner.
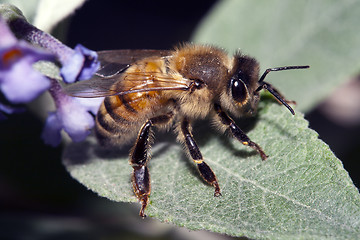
(130, 113), (174, 218)
(214, 103), (268, 160)
(179, 119), (221, 197)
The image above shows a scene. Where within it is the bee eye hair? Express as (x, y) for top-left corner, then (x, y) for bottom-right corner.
(230, 77), (248, 103)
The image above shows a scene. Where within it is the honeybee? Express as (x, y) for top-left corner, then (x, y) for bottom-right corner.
(65, 44), (309, 217)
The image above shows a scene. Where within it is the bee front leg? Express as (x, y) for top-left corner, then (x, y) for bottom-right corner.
(130, 113), (174, 218)
(214, 103), (268, 160)
(179, 119), (221, 197)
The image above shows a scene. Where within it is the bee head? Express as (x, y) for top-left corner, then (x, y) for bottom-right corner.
(220, 53), (260, 117)
(221, 52), (309, 117)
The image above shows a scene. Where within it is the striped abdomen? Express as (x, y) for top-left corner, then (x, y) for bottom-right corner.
(95, 90), (168, 146)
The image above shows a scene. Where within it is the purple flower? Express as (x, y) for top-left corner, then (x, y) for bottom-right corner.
(41, 78), (103, 146)
(0, 17), (53, 103)
(60, 44), (100, 83)
(9, 18), (100, 83)
(0, 6), (102, 145)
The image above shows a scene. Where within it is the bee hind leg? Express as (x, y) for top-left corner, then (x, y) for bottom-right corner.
(179, 119), (221, 197)
(130, 113), (174, 218)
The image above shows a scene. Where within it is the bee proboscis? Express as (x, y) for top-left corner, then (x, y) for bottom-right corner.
(65, 44), (309, 217)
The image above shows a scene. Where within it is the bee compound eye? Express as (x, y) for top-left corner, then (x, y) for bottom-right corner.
(230, 78), (248, 103)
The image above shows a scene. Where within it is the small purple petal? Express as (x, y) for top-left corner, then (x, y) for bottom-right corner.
(74, 44), (100, 80)
(42, 103), (94, 146)
(0, 58), (50, 103)
(0, 18), (54, 104)
(42, 100), (95, 146)
(60, 44), (99, 83)
(42, 79), (101, 146)
(17, 40), (54, 63)
(75, 97), (104, 115)
(59, 97), (95, 142)
(41, 112), (63, 147)
(60, 50), (83, 83)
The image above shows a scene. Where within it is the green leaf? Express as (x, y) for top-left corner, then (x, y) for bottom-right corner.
(63, 101), (360, 239)
(33, 61), (61, 81)
(0, 0), (40, 22)
(192, 0), (360, 112)
(62, 0), (360, 239)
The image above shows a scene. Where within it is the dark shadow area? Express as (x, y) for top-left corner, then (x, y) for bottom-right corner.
(66, 0), (218, 51)
(306, 107), (360, 188)
(91, 139), (130, 161)
(62, 135), (131, 166)
(305, 76), (360, 189)
(62, 138), (95, 165)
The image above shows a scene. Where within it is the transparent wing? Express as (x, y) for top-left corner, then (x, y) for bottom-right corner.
(96, 49), (172, 77)
(63, 74), (122, 98)
(64, 49), (188, 98)
(98, 49), (172, 66)
(64, 71), (192, 98)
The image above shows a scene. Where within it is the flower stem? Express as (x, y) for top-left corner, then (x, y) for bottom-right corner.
(9, 18), (74, 63)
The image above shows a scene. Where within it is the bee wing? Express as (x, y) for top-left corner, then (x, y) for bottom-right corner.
(96, 49), (172, 77)
(64, 71), (192, 98)
(64, 49), (178, 98)
(63, 74), (122, 98)
(120, 71), (192, 93)
(98, 49), (172, 66)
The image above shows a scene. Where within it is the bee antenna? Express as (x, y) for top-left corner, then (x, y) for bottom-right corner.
(258, 65), (309, 84)
(256, 65), (309, 115)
